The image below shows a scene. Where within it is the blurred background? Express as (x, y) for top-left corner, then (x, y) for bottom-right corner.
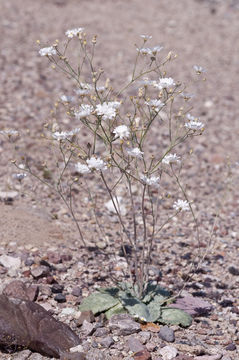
(0, 0), (239, 243)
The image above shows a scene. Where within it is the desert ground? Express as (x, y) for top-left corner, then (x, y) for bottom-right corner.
(0, 0), (239, 359)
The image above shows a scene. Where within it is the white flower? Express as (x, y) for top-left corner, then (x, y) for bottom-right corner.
(96, 86), (106, 92)
(127, 147), (144, 158)
(52, 128), (80, 141)
(75, 163), (91, 174)
(113, 125), (130, 140)
(52, 131), (68, 140)
(137, 46), (163, 56)
(140, 35), (152, 40)
(173, 199), (190, 212)
(140, 174), (160, 187)
(139, 78), (156, 86)
(185, 121), (204, 131)
(162, 153), (181, 165)
(13, 173), (27, 181)
(154, 77), (175, 90)
(74, 104), (93, 119)
(39, 46), (56, 57)
(60, 95), (75, 103)
(0, 129), (18, 136)
(86, 156), (107, 171)
(186, 113), (196, 121)
(65, 27), (84, 38)
(95, 101), (120, 120)
(75, 88), (91, 96)
(193, 65), (206, 74)
(145, 99), (165, 112)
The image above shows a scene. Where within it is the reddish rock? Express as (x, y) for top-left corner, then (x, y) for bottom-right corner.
(169, 295), (213, 316)
(0, 295), (80, 358)
(31, 265), (50, 279)
(77, 310), (95, 326)
(61, 254), (73, 262)
(133, 349), (151, 360)
(3, 280), (39, 302)
(47, 251), (62, 264)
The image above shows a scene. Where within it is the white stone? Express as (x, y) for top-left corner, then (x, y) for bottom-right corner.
(0, 255), (21, 270)
(159, 345), (178, 360)
(60, 307), (76, 316)
(70, 344), (84, 353)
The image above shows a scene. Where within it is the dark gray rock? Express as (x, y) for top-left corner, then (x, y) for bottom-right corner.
(71, 287), (82, 297)
(225, 343), (236, 351)
(94, 327), (109, 337)
(127, 336), (145, 352)
(228, 266), (239, 276)
(99, 336), (114, 348)
(108, 313), (141, 335)
(158, 325), (175, 342)
(0, 295), (80, 358)
(54, 293), (66, 303)
(51, 284), (64, 294)
(81, 320), (95, 336)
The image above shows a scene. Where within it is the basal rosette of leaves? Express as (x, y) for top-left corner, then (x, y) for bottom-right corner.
(79, 282), (192, 327)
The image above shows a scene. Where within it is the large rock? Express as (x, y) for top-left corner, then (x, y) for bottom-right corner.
(0, 295), (80, 358)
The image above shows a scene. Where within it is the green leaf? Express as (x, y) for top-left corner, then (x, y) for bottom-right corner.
(159, 307), (192, 327)
(146, 295), (163, 322)
(142, 282), (171, 303)
(105, 303), (126, 319)
(118, 291), (150, 321)
(79, 292), (120, 315)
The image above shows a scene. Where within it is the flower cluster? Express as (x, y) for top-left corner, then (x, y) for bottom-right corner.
(173, 199), (190, 212)
(95, 101), (120, 120)
(39, 46), (56, 57)
(74, 104), (93, 119)
(75, 156), (107, 174)
(113, 125), (130, 140)
(60, 95), (75, 103)
(137, 46), (163, 56)
(145, 99), (165, 112)
(140, 174), (160, 187)
(162, 153), (181, 165)
(154, 77), (175, 90)
(65, 27), (84, 38)
(52, 128), (80, 141)
(127, 147), (144, 158)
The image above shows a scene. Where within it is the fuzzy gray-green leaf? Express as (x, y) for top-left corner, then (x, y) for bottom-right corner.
(159, 307), (192, 327)
(105, 303), (126, 319)
(79, 292), (120, 315)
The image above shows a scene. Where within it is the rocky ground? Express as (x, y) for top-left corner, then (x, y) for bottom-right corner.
(0, 0), (239, 359)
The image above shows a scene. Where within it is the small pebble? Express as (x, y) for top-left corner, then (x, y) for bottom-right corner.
(159, 326), (175, 343)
